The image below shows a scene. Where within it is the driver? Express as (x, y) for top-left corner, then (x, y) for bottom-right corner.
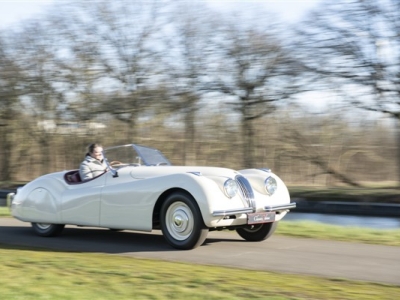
(79, 143), (108, 180)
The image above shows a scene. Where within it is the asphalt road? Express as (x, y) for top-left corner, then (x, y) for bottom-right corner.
(1, 218), (399, 285)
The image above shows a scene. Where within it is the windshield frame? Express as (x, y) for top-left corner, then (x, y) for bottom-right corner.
(131, 144), (171, 166)
(103, 144), (171, 171)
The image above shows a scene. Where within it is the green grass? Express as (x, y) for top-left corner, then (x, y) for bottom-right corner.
(0, 206), (10, 217)
(277, 221), (400, 246)
(0, 245), (398, 300)
(1, 206), (399, 299)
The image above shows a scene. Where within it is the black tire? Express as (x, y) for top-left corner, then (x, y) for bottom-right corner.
(160, 192), (209, 250)
(31, 223), (65, 237)
(236, 222), (278, 241)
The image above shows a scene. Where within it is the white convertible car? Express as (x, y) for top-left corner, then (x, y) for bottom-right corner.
(8, 144), (296, 250)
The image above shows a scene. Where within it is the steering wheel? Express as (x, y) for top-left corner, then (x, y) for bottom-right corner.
(109, 161), (123, 166)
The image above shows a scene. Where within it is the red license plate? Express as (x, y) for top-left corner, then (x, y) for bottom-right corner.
(247, 212), (275, 224)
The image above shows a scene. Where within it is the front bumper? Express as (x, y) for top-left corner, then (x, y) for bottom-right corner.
(212, 202), (296, 217)
(7, 193), (15, 211)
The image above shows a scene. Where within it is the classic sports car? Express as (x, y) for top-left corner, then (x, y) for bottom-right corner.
(7, 144), (296, 250)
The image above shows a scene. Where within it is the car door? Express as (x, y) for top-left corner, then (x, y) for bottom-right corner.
(100, 169), (154, 231)
(61, 174), (107, 226)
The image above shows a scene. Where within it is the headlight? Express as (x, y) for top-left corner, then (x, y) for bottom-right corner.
(224, 179), (238, 198)
(265, 176), (277, 195)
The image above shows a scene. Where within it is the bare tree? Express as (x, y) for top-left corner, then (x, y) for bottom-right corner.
(51, 0), (168, 141)
(0, 35), (23, 181)
(161, 2), (219, 165)
(295, 0), (400, 184)
(281, 112), (362, 187)
(210, 16), (296, 168)
(9, 18), (70, 175)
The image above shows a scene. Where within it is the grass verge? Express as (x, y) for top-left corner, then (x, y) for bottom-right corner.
(0, 206), (10, 217)
(0, 245), (398, 300)
(277, 221), (400, 246)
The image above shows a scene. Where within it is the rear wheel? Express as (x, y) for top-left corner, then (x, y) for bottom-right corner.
(160, 192), (208, 250)
(236, 222), (278, 241)
(31, 223), (65, 237)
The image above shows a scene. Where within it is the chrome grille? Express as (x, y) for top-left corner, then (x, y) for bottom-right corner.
(235, 175), (256, 209)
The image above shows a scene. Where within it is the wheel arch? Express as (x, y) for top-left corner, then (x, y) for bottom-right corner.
(152, 188), (206, 229)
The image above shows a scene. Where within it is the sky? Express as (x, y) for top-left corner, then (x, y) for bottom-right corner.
(0, 0), (322, 29)
(206, 0), (320, 23)
(0, 0), (328, 112)
(0, 0), (54, 29)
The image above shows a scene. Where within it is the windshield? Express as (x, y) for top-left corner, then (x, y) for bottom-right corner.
(103, 144), (171, 166)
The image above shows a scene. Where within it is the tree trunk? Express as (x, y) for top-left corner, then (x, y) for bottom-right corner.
(242, 116), (255, 169)
(39, 135), (52, 175)
(0, 125), (12, 181)
(184, 108), (196, 165)
(127, 115), (138, 144)
(397, 118), (400, 188)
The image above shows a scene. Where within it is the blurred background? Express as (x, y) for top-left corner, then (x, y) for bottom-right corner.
(0, 0), (398, 187)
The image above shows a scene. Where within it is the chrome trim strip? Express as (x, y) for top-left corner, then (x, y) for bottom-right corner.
(235, 175), (256, 209)
(7, 193), (15, 210)
(187, 172), (202, 176)
(212, 208), (255, 217)
(263, 203), (296, 212)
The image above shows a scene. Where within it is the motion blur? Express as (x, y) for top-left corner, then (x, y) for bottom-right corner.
(0, 0), (398, 188)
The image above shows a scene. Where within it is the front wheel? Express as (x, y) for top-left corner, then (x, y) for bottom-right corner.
(160, 192), (208, 250)
(236, 222), (278, 241)
(31, 223), (65, 237)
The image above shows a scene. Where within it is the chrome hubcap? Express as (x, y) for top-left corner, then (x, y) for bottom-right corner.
(174, 215), (184, 228)
(166, 201), (193, 241)
(36, 223), (51, 230)
(244, 224), (263, 233)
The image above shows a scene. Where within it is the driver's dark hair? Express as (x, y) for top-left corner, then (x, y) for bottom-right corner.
(88, 143), (102, 154)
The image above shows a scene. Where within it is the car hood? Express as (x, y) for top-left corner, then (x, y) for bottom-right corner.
(129, 166), (239, 179)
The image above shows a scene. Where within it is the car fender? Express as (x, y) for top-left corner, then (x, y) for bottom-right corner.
(11, 174), (66, 223)
(239, 169), (291, 205)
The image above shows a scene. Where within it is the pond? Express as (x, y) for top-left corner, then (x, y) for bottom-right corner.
(283, 212), (400, 229)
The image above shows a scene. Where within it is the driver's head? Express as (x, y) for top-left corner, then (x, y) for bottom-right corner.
(88, 143), (103, 161)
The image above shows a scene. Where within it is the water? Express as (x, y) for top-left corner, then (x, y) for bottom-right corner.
(284, 212), (400, 229)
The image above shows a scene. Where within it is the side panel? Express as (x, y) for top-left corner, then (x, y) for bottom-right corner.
(61, 175), (107, 226)
(100, 172), (155, 231)
(100, 171), (183, 230)
(100, 171), (222, 231)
